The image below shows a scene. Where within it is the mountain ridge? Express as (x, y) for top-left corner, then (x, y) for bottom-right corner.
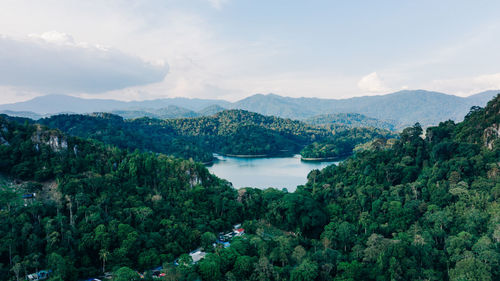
(0, 89), (498, 127)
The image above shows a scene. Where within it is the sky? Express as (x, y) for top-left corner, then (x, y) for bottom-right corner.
(1, 0), (500, 104)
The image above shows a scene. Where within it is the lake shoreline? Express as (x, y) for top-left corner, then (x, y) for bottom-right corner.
(300, 156), (349, 161)
(223, 154), (269, 158)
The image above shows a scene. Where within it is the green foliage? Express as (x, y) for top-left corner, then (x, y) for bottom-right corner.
(0, 95), (498, 281)
(37, 110), (391, 161)
(113, 266), (139, 281)
(38, 113), (213, 162)
(300, 127), (394, 159)
(0, 116), (244, 280)
(305, 112), (397, 131)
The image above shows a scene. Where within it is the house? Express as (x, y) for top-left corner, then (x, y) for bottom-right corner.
(189, 249), (206, 263)
(234, 228), (245, 236)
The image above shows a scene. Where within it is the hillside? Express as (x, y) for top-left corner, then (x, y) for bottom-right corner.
(34, 110), (391, 162)
(162, 110), (392, 158)
(304, 113), (397, 131)
(37, 113), (213, 162)
(169, 94), (500, 281)
(0, 115), (243, 280)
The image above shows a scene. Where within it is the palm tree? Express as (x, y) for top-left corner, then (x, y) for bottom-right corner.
(99, 249), (110, 273)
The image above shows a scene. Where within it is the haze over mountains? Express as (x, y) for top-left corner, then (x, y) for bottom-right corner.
(0, 89), (497, 128)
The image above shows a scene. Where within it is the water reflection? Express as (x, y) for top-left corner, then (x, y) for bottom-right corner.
(207, 154), (342, 192)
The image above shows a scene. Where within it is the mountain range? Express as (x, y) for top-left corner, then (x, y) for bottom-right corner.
(0, 89), (498, 128)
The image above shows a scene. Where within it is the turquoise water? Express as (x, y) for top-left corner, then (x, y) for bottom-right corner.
(207, 154), (341, 192)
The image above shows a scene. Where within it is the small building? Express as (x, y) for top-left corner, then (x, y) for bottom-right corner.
(234, 228), (245, 236)
(26, 270), (51, 281)
(189, 249), (206, 263)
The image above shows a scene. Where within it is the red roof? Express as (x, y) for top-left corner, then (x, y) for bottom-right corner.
(237, 228), (244, 232)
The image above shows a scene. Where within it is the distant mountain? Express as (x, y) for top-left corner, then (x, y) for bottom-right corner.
(0, 90), (497, 127)
(0, 110), (45, 120)
(231, 90), (499, 128)
(0, 94), (230, 114)
(197, 104), (226, 116)
(465, 90), (500, 105)
(109, 109), (159, 119)
(111, 105), (222, 119)
(304, 113), (397, 131)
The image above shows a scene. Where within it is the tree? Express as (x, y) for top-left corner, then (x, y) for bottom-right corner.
(201, 232), (217, 252)
(99, 249), (110, 273)
(251, 257), (277, 281)
(449, 257), (492, 281)
(290, 259), (319, 281)
(113, 266), (139, 281)
(292, 245), (306, 264)
(233, 255), (256, 279)
(198, 255), (222, 281)
(10, 263), (22, 281)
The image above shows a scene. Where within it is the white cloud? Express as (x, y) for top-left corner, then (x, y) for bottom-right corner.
(357, 72), (390, 93)
(29, 31), (75, 45)
(0, 86), (43, 105)
(427, 72), (500, 96)
(206, 0), (229, 10)
(0, 33), (168, 93)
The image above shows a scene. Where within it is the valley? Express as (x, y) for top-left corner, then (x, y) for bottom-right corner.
(0, 94), (498, 281)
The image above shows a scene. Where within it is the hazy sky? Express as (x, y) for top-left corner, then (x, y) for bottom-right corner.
(1, 0), (500, 104)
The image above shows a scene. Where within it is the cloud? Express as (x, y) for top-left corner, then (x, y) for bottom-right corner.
(206, 0), (229, 10)
(357, 72), (390, 93)
(428, 72), (500, 96)
(0, 32), (168, 93)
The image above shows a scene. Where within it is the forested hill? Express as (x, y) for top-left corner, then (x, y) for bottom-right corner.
(293, 94), (500, 280)
(37, 113), (214, 162)
(304, 113), (397, 131)
(148, 109), (393, 158)
(38, 110), (393, 160)
(0, 115), (246, 280)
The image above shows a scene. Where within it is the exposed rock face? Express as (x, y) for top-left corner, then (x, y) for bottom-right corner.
(31, 125), (68, 152)
(484, 123), (500, 150)
(186, 168), (202, 188)
(0, 135), (8, 146)
(0, 123), (9, 146)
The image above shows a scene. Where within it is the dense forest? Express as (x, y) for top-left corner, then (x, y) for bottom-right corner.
(0, 95), (498, 280)
(38, 113), (213, 163)
(300, 127), (393, 160)
(38, 110), (391, 161)
(0, 116), (245, 280)
(304, 113), (397, 131)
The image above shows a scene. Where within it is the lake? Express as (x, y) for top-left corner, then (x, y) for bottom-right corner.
(207, 154), (342, 192)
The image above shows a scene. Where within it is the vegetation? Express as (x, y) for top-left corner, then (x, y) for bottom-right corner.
(38, 113), (213, 163)
(300, 127), (395, 159)
(39, 110), (390, 160)
(0, 95), (498, 280)
(304, 112), (397, 131)
(0, 116), (244, 280)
